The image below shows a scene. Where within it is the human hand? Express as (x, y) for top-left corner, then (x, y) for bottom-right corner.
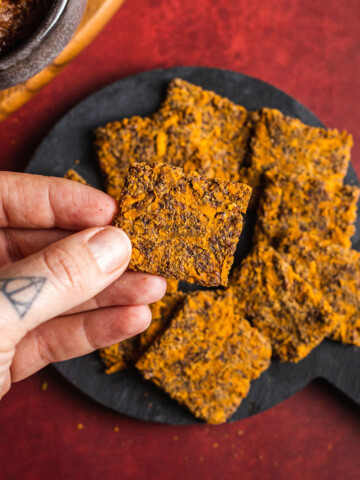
(0, 173), (166, 399)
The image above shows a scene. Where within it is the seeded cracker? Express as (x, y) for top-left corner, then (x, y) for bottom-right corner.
(113, 162), (252, 286)
(95, 116), (156, 198)
(156, 78), (256, 181)
(136, 290), (271, 424)
(94, 79), (255, 198)
(242, 107), (353, 189)
(255, 171), (359, 249)
(99, 292), (186, 373)
(279, 236), (360, 346)
(230, 246), (335, 362)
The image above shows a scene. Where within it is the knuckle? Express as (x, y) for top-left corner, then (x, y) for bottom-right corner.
(0, 342), (15, 374)
(0, 230), (14, 264)
(82, 318), (99, 351)
(35, 328), (60, 365)
(43, 244), (84, 292)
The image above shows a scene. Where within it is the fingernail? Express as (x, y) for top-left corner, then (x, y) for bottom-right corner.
(88, 227), (131, 274)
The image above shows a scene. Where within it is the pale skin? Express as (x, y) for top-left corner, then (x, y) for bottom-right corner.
(0, 173), (167, 399)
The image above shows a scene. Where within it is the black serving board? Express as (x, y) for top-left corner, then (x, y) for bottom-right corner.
(26, 67), (360, 424)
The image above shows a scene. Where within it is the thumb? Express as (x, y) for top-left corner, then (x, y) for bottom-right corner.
(0, 226), (131, 347)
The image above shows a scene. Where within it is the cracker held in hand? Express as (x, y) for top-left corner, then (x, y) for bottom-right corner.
(230, 246), (335, 362)
(242, 107), (353, 188)
(136, 290), (271, 424)
(255, 171), (359, 248)
(279, 236), (360, 346)
(99, 292), (186, 373)
(113, 162), (252, 286)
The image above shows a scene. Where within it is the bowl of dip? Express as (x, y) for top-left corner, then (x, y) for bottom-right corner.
(0, 0), (87, 89)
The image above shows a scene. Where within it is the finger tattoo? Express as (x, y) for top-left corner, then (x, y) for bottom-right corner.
(0, 277), (46, 318)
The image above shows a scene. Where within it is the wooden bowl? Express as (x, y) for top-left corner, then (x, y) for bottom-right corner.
(0, 0), (87, 90)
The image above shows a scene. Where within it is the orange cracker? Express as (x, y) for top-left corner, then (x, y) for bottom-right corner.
(136, 290), (271, 424)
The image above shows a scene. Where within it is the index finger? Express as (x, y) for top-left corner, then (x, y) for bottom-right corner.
(0, 172), (118, 229)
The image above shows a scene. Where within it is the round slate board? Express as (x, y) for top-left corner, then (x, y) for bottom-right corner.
(27, 67), (360, 424)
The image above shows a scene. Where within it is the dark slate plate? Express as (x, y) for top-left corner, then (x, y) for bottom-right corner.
(26, 67), (360, 424)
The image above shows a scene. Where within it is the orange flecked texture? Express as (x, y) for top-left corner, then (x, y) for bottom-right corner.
(230, 246), (335, 362)
(94, 78), (256, 198)
(113, 162), (252, 286)
(242, 107), (353, 189)
(279, 235), (360, 346)
(155, 78), (257, 182)
(99, 292), (186, 373)
(94, 116), (155, 198)
(254, 170), (359, 249)
(64, 169), (88, 185)
(136, 290), (271, 424)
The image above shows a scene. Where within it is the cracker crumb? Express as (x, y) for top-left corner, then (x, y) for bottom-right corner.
(113, 426), (119, 433)
(41, 381), (48, 391)
(77, 423), (84, 430)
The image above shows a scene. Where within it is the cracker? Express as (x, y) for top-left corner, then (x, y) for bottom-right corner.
(94, 116), (158, 198)
(99, 342), (128, 373)
(242, 108), (353, 188)
(64, 169), (88, 185)
(99, 292), (186, 373)
(279, 236), (360, 346)
(113, 162), (252, 286)
(156, 78), (254, 181)
(230, 246), (335, 362)
(255, 171), (359, 248)
(136, 290), (271, 424)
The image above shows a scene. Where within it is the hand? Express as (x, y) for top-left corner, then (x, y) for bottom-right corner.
(0, 173), (166, 399)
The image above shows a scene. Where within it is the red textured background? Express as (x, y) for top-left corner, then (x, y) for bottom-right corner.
(0, 0), (360, 478)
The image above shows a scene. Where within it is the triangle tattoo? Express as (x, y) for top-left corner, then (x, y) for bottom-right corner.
(0, 277), (46, 319)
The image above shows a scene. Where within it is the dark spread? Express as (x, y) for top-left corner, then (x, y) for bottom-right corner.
(0, 0), (52, 56)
